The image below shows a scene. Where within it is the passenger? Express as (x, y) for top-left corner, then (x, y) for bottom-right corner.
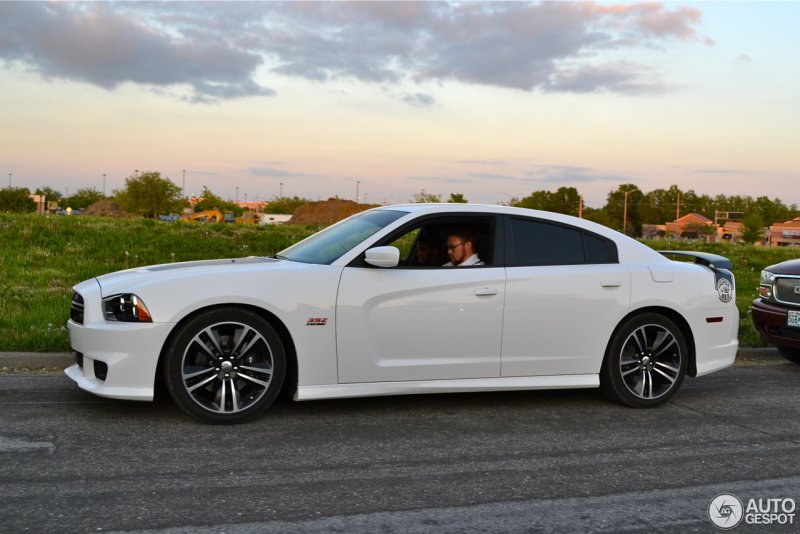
(443, 229), (484, 266)
(416, 231), (442, 266)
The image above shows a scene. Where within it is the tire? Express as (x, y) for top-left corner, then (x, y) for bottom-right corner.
(777, 346), (800, 365)
(163, 307), (286, 424)
(601, 313), (688, 408)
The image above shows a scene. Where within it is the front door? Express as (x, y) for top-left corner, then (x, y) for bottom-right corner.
(336, 266), (505, 383)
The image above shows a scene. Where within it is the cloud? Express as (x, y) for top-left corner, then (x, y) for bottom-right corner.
(0, 1), (709, 103)
(467, 172), (520, 182)
(248, 167), (315, 179)
(402, 92), (437, 108)
(527, 165), (631, 184)
(411, 175), (471, 185)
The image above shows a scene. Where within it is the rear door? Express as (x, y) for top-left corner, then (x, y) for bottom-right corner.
(500, 216), (631, 377)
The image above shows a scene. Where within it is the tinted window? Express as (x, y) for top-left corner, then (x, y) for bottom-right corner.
(585, 232), (613, 263)
(509, 218), (583, 266)
(508, 217), (617, 266)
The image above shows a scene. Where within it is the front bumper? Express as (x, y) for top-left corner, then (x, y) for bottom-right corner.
(751, 298), (800, 350)
(66, 319), (174, 401)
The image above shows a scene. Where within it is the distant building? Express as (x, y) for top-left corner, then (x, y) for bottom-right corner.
(717, 221), (744, 243)
(767, 217), (800, 247)
(665, 212), (715, 240)
(29, 194), (47, 214)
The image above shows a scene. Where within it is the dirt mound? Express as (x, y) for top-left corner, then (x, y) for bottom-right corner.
(288, 198), (377, 225)
(82, 200), (134, 218)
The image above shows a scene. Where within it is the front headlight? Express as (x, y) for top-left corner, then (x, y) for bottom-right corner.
(759, 270), (775, 300)
(103, 294), (153, 322)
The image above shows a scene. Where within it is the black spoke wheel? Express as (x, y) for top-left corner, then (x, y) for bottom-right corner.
(164, 307), (285, 424)
(601, 313), (687, 408)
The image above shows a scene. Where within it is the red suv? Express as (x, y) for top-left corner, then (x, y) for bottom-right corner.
(752, 258), (800, 363)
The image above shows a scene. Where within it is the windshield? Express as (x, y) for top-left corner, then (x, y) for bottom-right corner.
(278, 209), (407, 264)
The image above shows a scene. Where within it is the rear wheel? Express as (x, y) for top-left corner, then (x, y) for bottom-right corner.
(601, 313), (687, 408)
(777, 346), (800, 365)
(163, 307), (285, 424)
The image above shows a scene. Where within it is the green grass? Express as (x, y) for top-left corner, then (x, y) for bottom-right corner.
(0, 214), (317, 351)
(1, 214), (798, 352)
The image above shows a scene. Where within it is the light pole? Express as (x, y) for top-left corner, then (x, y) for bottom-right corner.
(8, 173), (11, 187)
(103, 174), (106, 197)
(182, 169), (186, 199)
(356, 180), (361, 203)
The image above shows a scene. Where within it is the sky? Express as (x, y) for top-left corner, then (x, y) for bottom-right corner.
(1, 1), (798, 209)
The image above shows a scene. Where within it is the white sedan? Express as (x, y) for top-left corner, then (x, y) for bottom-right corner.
(66, 204), (739, 423)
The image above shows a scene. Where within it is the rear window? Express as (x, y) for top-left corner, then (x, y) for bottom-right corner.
(507, 217), (617, 266)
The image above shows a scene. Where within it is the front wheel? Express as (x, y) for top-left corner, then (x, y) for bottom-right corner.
(601, 313), (688, 408)
(778, 346), (800, 365)
(163, 307), (286, 424)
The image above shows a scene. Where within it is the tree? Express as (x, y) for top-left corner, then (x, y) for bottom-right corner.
(193, 186), (241, 215)
(605, 184), (644, 236)
(410, 189), (441, 203)
(66, 187), (104, 210)
(114, 172), (182, 218)
(512, 187), (581, 216)
(447, 193), (468, 203)
(0, 187), (36, 213)
(265, 195), (310, 214)
(741, 212), (766, 244)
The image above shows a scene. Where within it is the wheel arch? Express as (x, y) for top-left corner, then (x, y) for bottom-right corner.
(603, 306), (697, 377)
(155, 303), (298, 398)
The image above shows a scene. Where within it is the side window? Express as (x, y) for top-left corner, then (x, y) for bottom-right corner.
(508, 217), (617, 266)
(584, 232), (615, 263)
(367, 215), (496, 268)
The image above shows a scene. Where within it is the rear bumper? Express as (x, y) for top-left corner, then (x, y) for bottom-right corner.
(751, 298), (800, 350)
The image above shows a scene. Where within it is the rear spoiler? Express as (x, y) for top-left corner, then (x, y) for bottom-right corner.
(658, 251), (733, 271)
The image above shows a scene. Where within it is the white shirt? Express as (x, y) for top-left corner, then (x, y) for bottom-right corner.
(443, 254), (484, 267)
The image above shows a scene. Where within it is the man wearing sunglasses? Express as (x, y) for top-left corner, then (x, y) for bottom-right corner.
(443, 229), (484, 267)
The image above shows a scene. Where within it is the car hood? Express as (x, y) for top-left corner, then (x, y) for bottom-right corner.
(766, 258), (800, 276)
(94, 256), (284, 296)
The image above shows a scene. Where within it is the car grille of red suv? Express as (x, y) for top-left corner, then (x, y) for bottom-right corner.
(775, 277), (800, 305)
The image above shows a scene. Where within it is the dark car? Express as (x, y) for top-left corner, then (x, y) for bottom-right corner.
(752, 259), (800, 363)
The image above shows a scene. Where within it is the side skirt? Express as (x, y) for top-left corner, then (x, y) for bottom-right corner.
(294, 375), (599, 401)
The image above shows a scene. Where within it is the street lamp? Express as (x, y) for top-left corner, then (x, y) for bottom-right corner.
(103, 174), (106, 197)
(182, 170), (186, 199)
(8, 173), (11, 187)
(356, 180), (361, 203)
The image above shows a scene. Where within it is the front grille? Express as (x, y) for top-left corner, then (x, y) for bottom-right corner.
(70, 292), (85, 324)
(775, 277), (800, 306)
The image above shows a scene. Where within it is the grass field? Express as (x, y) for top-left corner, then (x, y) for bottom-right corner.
(2, 213), (797, 352)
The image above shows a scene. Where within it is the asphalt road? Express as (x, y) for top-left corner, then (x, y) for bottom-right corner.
(1, 351), (799, 533)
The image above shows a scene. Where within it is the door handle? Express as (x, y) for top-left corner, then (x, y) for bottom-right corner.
(475, 287), (498, 296)
(601, 280), (622, 288)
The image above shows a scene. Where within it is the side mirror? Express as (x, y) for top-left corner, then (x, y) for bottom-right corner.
(364, 246), (400, 268)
